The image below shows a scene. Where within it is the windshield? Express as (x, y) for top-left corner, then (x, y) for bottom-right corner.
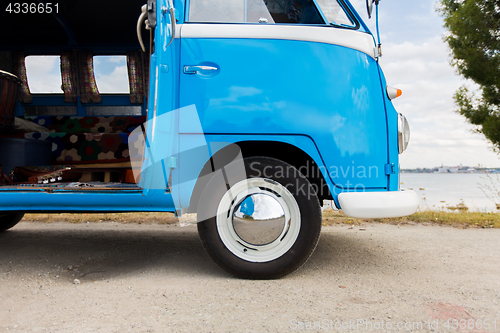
(315, 0), (354, 27)
(189, 0), (324, 24)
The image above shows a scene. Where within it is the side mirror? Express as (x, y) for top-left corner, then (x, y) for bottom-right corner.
(366, 0), (374, 19)
(147, 0), (156, 29)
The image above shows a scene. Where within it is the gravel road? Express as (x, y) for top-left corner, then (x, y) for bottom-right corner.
(1, 221), (499, 332)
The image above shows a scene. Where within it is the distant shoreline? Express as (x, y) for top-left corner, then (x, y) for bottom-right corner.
(402, 169), (500, 174)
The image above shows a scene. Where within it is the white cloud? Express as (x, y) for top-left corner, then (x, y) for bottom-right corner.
(108, 56), (125, 63)
(25, 56), (62, 93)
(349, 0), (365, 15)
(95, 65), (130, 93)
(376, 20), (500, 168)
(383, 36), (450, 63)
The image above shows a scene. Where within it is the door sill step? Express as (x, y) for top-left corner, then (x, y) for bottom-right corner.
(0, 182), (142, 192)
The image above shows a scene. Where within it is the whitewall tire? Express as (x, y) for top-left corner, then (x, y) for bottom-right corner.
(197, 156), (322, 279)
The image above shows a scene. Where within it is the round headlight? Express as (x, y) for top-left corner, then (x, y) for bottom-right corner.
(398, 113), (410, 154)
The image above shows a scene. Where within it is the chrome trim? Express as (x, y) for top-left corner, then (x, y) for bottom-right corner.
(216, 178), (301, 263)
(137, 4), (148, 52)
(232, 193), (287, 246)
(183, 65), (218, 74)
(398, 113), (410, 154)
(166, 0), (176, 48)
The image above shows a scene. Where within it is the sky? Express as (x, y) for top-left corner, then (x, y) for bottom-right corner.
(24, 0), (500, 169)
(349, 0), (500, 169)
(25, 55), (129, 94)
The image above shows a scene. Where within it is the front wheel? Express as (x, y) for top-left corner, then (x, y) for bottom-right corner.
(0, 213), (25, 232)
(197, 157), (322, 279)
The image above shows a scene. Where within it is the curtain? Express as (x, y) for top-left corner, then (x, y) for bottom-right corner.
(76, 51), (101, 104)
(60, 51), (101, 104)
(12, 51), (32, 104)
(127, 51), (150, 105)
(126, 51), (144, 104)
(60, 51), (78, 103)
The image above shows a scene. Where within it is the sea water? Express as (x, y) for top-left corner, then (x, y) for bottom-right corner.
(400, 173), (498, 212)
(322, 173), (498, 212)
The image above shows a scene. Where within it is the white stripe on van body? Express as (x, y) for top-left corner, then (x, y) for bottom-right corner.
(179, 24), (377, 59)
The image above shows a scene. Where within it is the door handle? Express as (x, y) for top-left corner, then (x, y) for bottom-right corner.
(162, 0), (176, 48)
(183, 65), (218, 75)
(137, 5), (148, 52)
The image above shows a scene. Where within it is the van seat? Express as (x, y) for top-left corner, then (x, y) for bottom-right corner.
(23, 116), (145, 134)
(7, 116), (145, 164)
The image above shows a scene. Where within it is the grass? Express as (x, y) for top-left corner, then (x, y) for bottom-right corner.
(23, 212), (179, 225)
(322, 209), (500, 229)
(21, 209), (500, 229)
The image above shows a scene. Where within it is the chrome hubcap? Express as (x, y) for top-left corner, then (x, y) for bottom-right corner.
(232, 193), (287, 246)
(216, 178), (301, 263)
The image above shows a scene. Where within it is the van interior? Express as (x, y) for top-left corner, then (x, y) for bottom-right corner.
(0, 0), (149, 190)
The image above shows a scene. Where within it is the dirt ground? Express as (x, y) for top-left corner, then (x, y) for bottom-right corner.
(0, 221), (499, 332)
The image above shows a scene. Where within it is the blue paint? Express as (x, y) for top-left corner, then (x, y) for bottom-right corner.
(239, 196), (255, 216)
(0, 0), (409, 215)
(377, 66), (400, 191)
(179, 38), (388, 190)
(0, 190), (176, 213)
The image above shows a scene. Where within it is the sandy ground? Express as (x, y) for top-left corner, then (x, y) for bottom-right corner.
(0, 221), (499, 333)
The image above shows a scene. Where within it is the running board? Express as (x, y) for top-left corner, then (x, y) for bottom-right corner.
(0, 182), (144, 193)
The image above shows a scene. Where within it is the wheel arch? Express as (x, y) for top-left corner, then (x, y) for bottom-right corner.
(189, 140), (333, 213)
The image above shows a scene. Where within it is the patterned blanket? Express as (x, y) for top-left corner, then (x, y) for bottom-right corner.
(7, 116), (146, 163)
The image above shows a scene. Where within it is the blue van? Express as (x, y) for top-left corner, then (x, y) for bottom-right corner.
(0, 0), (418, 278)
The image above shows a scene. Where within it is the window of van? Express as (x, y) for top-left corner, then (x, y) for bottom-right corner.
(25, 56), (63, 94)
(189, 0), (324, 24)
(315, 0), (354, 27)
(93, 56), (129, 94)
